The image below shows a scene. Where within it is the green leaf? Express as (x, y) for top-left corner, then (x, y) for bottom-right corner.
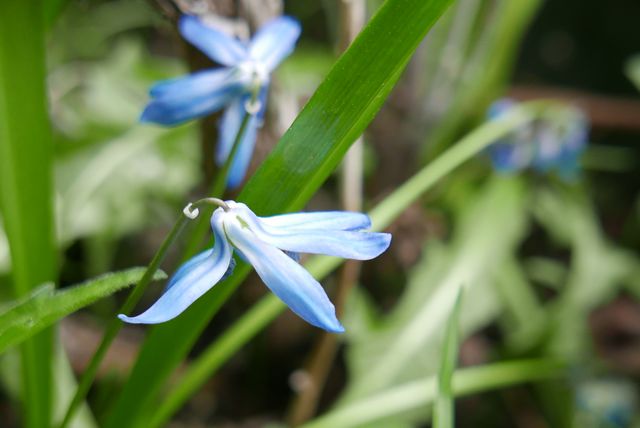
(301, 359), (565, 428)
(433, 287), (463, 428)
(105, 1), (454, 427)
(0, 2), (56, 426)
(0, 268), (166, 354)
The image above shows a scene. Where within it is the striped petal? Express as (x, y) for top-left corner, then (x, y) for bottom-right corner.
(260, 211), (372, 231)
(119, 210), (232, 324)
(179, 15), (247, 66)
(235, 204), (391, 260)
(224, 218), (344, 333)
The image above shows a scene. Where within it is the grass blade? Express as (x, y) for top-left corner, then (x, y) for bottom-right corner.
(0, 2), (56, 426)
(433, 287), (463, 428)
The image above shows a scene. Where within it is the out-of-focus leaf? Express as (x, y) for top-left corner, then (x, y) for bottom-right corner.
(532, 187), (639, 358)
(303, 359), (565, 428)
(0, 268), (166, 354)
(105, 1), (455, 426)
(336, 176), (527, 425)
(51, 40), (198, 248)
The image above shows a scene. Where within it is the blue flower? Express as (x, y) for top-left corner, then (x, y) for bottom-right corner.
(486, 98), (589, 179)
(119, 201), (392, 333)
(141, 15), (301, 188)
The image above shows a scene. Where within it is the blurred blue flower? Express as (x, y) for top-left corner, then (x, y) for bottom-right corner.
(141, 15), (301, 188)
(486, 98), (589, 179)
(119, 201), (391, 333)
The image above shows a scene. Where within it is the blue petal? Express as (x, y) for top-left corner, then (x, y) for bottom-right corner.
(236, 204), (391, 260)
(216, 88), (268, 189)
(179, 15), (247, 66)
(487, 98), (517, 120)
(225, 219), (344, 333)
(119, 210), (231, 324)
(141, 71), (243, 126)
(248, 16), (301, 71)
(149, 68), (230, 98)
(226, 115), (258, 189)
(260, 211), (372, 231)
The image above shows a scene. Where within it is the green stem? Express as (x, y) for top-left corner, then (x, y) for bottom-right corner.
(181, 103), (256, 261)
(149, 101), (551, 427)
(58, 198), (220, 428)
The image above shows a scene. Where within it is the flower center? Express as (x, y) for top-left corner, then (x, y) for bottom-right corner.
(237, 60), (269, 91)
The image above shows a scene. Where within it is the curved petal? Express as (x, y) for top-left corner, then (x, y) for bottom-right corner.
(248, 16), (301, 71)
(119, 210), (231, 324)
(235, 204), (391, 260)
(179, 15), (247, 66)
(224, 219), (344, 333)
(260, 211), (372, 231)
(141, 72), (243, 126)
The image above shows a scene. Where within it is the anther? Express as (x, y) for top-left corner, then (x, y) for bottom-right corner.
(183, 203), (200, 219)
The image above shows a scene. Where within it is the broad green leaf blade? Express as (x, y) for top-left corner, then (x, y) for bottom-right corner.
(0, 2), (56, 426)
(0, 268), (166, 354)
(301, 359), (565, 428)
(433, 288), (463, 428)
(105, 1), (454, 427)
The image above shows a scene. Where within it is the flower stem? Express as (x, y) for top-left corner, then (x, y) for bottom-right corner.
(57, 198), (215, 428)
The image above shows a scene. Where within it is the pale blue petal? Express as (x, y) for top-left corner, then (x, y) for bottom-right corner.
(179, 15), (247, 66)
(119, 210), (231, 324)
(248, 16), (301, 71)
(164, 249), (211, 291)
(260, 211), (371, 231)
(235, 204), (391, 260)
(225, 219), (344, 333)
(215, 97), (244, 165)
(216, 88), (267, 189)
(141, 72), (244, 126)
(226, 115), (258, 189)
(149, 68), (231, 98)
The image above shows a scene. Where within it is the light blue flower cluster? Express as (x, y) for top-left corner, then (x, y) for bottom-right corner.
(119, 201), (391, 333)
(141, 15), (301, 188)
(487, 98), (589, 179)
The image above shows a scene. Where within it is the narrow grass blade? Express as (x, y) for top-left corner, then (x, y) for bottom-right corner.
(0, 2), (56, 426)
(433, 287), (463, 428)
